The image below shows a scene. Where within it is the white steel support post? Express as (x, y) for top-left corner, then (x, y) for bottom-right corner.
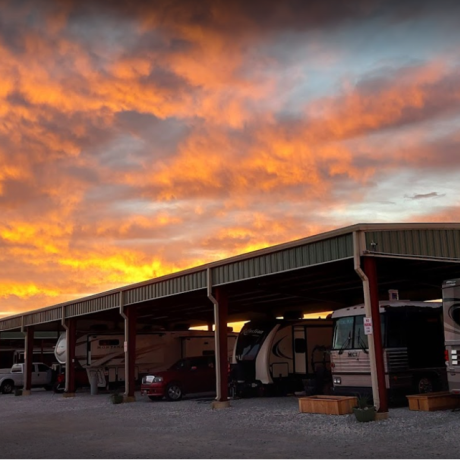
(207, 268), (230, 409)
(120, 291), (136, 403)
(120, 291), (129, 398)
(353, 231), (380, 410)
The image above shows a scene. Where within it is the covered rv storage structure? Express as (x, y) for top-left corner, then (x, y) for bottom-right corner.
(1, 223), (459, 414)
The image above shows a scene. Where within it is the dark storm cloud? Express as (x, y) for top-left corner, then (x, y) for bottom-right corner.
(54, 0), (460, 34)
(407, 192), (445, 200)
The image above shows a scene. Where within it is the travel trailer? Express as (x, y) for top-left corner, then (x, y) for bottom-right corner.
(330, 299), (446, 400)
(55, 330), (237, 388)
(443, 278), (460, 394)
(231, 318), (333, 396)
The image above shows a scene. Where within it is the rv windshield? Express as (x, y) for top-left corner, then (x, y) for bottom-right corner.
(235, 323), (273, 361)
(333, 314), (385, 350)
(333, 317), (354, 350)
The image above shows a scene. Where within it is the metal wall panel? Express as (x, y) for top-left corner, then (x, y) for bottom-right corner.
(212, 234), (354, 285)
(0, 317), (22, 331)
(24, 308), (62, 326)
(65, 292), (120, 318)
(123, 271), (207, 305)
(365, 229), (460, 259)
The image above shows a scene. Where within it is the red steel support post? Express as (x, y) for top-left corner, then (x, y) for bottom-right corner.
(215, 287), (228, 402)
(363, 256), (388, 413)
(127, 306), (137, 399)
(65, 318), (76, 395)
(24, 326), (34, 394)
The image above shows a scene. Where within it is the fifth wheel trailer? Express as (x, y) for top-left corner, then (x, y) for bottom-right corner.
(443, 278), (460, 394)
(55, 330), (237, 388)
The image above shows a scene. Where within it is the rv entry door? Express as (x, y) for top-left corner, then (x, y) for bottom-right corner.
(293, 326), (308, 375)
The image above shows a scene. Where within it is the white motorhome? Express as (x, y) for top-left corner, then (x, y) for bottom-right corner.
(330, 300), (446, 400)
(231, 318), (333, 396)
(442, 278), (460, 394)
(55, 330), (237, 388)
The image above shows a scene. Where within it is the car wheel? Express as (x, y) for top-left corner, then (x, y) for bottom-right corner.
(1, 380), (14, 394)
(165, 383), (182, 401)
(416, 376), (434, 394)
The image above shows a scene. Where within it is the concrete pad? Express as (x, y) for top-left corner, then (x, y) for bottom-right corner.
(211, 400), (231, 410)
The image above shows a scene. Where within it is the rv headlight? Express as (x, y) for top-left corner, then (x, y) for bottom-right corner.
(333, 377), (342, 385)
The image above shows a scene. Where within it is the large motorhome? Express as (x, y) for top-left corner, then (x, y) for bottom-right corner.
(55, 330), (237, 388)
(231, 318), (333, 396)
(330, 300), (446, 400)
(443, 278), (460, 394)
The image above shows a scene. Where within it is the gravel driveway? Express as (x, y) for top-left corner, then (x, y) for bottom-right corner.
(1, 390), (459, 458)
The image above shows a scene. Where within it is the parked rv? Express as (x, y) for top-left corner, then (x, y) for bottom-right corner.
(231, 318), (333, 397)
(443, 278), (460, 394)
(330, 300), (447, 400)
(55, 330), (237, 389)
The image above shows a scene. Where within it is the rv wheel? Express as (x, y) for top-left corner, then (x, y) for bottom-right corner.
(165, 383), (183, 401)
(416, 376), (434, 394)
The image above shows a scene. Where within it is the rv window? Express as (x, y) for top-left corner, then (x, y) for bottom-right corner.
(98, 339), (120, 346)
(234, 325), (269, 361)
(294, 338), (307, 354)
(332, 317), (354, 350)
(386, 312), (407, 348)
(353, 316), (369, 349)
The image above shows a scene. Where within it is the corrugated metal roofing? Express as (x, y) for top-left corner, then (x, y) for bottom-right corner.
(1, 223), (459, 331)
(365, 229), (460, 260)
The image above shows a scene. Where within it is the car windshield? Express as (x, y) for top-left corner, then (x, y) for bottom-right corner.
(171, 359), (191, 370)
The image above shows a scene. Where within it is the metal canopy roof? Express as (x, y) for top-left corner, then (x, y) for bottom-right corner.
(1, 223), (459, 332)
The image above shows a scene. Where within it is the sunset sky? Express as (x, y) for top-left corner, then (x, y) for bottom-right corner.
(1, 0), (460, 318)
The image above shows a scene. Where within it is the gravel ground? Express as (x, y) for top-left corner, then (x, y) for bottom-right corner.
(1, 390), (460, 459)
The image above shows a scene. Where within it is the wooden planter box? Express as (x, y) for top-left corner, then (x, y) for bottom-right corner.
(406, 391), (459, 411)
(299, 395), (358, 415)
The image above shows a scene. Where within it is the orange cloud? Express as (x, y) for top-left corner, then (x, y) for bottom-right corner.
(1, 1), (459, 317)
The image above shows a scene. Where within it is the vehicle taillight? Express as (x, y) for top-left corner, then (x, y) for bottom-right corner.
(445, 349), (449, 362)
(57, 374), (65, 383)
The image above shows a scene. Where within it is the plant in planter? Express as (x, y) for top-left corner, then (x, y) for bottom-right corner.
(110, 393), (124, 405)
(353, 395), (376, 422)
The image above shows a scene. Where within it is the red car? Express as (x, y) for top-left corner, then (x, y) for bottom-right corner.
(141, 356), (216, 401)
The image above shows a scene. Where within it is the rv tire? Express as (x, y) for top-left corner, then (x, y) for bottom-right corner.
(165, 383), (183, 401)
